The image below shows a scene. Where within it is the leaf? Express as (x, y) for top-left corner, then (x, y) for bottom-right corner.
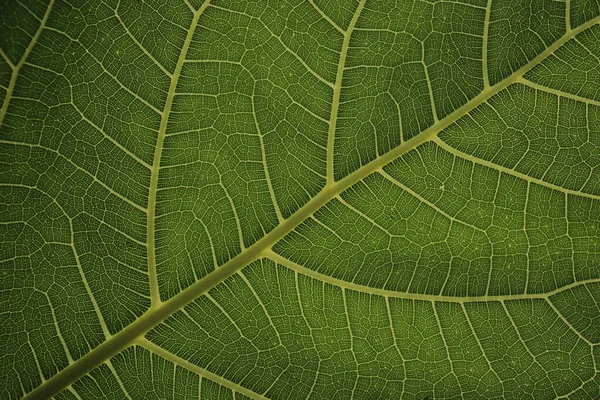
(1, 0), (600, 398)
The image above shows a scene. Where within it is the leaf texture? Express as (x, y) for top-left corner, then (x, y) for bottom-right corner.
(1, 0), (600, 399)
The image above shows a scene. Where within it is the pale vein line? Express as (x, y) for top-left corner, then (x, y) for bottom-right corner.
(432, 137), (600, 200)
(460, 303), (505, 396)
(197, 373), (202, 399)
(268, 250), (600, 302)
(219, 181), (246, 250)
(238, 270), (283, 346)
(205, 293), (254, 346)
(69, 100), (151, 169)
(308, 0), (344, 34)
(62, 203), (114, 340)
(41, 291), (74, 363)
(171, 360), (176, 400)
(558, 371), (600, 400)
(18, 376), (26, 398)
(136, 339), (268, 400)
(564, 193), (576, 285)
(310, 213), (345, 242)
(384, 297), (406, 391)
(341, 288), (360, 397)
(0, 182), (113, 337)
(432, 302), (459, 384)
(82, 211), (147, 246)
(26, 337), (46, 383)
(0, 48), (14, 68)
(147, 0), (212, 307)
(41, 26), (163, 116)
(183, 0), (194, 12)
(566, 0), (572, 31)
(518, 77), (600, 107)
(336, 195), (396, 237)
(252, 93), (284, 223)
(378, 169), (488, 233)
(23, 15), (600, 400)
(0, 0), (55, 128)
(545, 298), (593, 345)
(105, 360), (133, 400)
(67, 386), (83, 400)
(15, 0), (40, 21)
(196, 217), (219, 270)
(293, 270), (320, 398)
(0, 140), (148, 213)
(183, 59), (331, 123)
(392, 94), (404, 143)
(501, 301), (548, 376)
(482, 0), (492, 88)
(523, 182), (532, 293)
(113, 0), (173, 77)
(421, 54), (439, 122)
(573, 35), (600, 63)
(259, 266), (291, 397)
(581, 103), (595, 190)
(208, 4), (334, 89)
(326, 0), (367, 185)
(86, 375), (104, 396)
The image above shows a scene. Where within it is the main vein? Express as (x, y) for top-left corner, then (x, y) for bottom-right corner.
(24, 14), (600, 400)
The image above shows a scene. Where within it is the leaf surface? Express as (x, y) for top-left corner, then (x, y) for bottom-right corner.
(1, 0), (600, 398)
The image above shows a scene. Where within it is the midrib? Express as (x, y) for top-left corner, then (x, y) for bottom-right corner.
(24, 14), (600, 400)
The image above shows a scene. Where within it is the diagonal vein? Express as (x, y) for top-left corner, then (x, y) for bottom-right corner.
(268, 250), (600, 303)
(146, 0), (211, 308)
(326, 0), (367, 184)
(518, 77), (600, 107)
(136, 338), (269, 400)
(432, 136), (600, 200)
(22, 14), (600, 400)
(0, 0), (55, 128)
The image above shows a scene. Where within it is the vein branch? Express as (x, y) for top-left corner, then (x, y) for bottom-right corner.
(268, 250), (600, 303)
(147, 0), (211, 307)
(433, 136), (600, 200)
(136, 338), (269, 399)
(0, 0), (55, 128)
(326, 0), (367, 185)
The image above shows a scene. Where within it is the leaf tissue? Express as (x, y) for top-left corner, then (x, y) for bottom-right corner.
(1, 0), (600, 398)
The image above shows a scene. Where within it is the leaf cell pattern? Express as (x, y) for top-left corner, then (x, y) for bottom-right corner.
(1, 0), (599, 399)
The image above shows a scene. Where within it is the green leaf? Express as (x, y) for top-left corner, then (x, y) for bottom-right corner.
(1, 0), (599, 398)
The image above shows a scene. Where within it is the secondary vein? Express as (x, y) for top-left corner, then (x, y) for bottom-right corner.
(0, 0), (55, 128)
(147, 1), (211, 307)
(326, 0), (367, 185)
